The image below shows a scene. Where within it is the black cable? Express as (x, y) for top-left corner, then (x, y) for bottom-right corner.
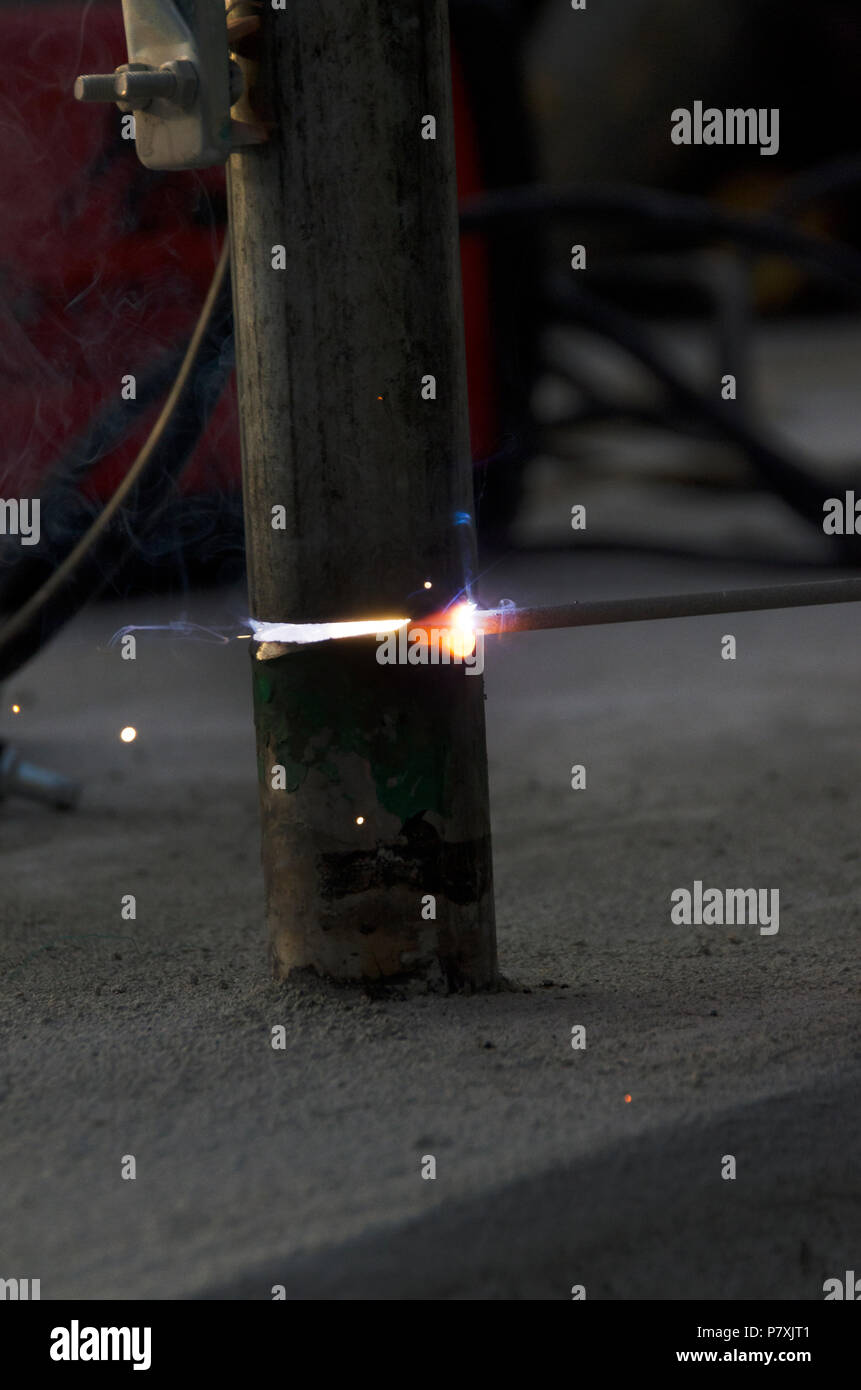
(503, 537), (840, 569)
(459, 183), (861, 296)
(0, 240), (233, 682)
(0, 346), (183, 558)
(544, 276), (860, 559)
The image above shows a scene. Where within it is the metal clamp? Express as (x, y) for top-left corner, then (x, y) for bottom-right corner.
(73, 1), (252, 171)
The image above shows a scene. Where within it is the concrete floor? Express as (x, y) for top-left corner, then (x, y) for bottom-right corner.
(1, 545), (858, 1299)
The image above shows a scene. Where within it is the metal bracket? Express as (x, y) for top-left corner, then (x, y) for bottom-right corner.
(74, 0), (251, 171)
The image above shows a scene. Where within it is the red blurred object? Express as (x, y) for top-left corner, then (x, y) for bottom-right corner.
(0, 4), (499, 508)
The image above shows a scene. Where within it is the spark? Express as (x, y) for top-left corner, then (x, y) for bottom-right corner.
(355, 816), (365, 825)
(250, 617), (410, 647)
(443, 601), (478, 660)
(11, 704), (20, 714)
(423, 581), (432, 590)
(120, 727), (137, 743)
(624, 1093), (632, 1104)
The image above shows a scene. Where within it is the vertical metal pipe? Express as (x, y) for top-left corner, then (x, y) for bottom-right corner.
(227, 1), (497, 988)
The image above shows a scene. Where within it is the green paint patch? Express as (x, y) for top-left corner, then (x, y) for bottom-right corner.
(254, 667), (274, 704)
(251, 648), (453, 819)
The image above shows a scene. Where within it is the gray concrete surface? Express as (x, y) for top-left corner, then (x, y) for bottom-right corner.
(0, 550), (858, 1299)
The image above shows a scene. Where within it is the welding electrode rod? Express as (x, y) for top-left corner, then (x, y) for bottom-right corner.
(467, 576), (861, 637)
(227, 2), (497, 987)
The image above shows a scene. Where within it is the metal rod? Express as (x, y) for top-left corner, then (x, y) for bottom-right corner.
(463, 576), (861, 638)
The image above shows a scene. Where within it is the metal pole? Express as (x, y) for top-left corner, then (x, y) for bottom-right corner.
(226, 2), (497, 988)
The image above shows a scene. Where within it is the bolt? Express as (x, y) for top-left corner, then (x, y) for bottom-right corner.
(74, 62), (149, 108)
(74, 74), (120, 103)
(73, 60), (198, 113)
(113, 68), (179, 107)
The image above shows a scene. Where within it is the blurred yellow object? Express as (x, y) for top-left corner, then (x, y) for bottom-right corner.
(715, 171), (833, 310)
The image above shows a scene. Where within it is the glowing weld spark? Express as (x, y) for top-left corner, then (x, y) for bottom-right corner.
(443, 601), (478, 659)
(249, 617), (410, 646)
